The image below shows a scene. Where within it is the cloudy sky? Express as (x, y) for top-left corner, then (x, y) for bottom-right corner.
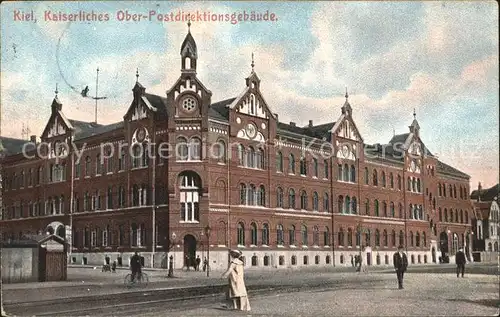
(1, 1), (498, 188)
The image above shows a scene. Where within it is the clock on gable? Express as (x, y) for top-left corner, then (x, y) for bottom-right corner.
(245, 123), (257, 139)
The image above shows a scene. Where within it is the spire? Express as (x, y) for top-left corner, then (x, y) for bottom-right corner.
(413, 108), (416, 120)
(55, 83), (59, 97)
(187, 16), (191, 32)
(341, 87), (352, 116)
(251, 52), (255, 72)
(136, 68), (139, 83)
(180, 17), (197, 73)
(51, 83), (62, 112)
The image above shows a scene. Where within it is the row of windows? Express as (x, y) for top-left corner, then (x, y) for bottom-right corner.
(337, 228), (427, 248)
(276, 153), (329, 179)
(236, 223), (331, 247)
(438, 183), (469, 200)
(438, 208), (469, 224)
(238, 145), (265, 169)
(72, 223), (146, 248)
(276, 188), (330, 212)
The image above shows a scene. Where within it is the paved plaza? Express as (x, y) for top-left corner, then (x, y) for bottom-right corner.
(157, 273), (499, 316)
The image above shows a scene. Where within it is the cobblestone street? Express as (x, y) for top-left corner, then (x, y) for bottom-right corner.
(159, 273), (499, 316)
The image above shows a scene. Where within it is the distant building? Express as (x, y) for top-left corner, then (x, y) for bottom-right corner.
(0, 23), (473, 270)
(471, 183), (500, 256)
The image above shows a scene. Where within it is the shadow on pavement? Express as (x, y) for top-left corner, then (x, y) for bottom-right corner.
(448, 298), (500, 308)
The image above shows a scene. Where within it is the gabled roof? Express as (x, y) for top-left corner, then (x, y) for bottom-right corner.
(0, 136), (32, 156)
(436, 160), (470, 179)
(208, 98), (235, 121)
(1, 234), (67, 247)
(69, 120), (124, 141)
(471, 184), (499, 201)
(277, 121), (336, 141)
(388, 133), (434, 156)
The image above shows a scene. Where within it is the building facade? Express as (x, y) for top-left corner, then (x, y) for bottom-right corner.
(0, 25), (473, 270)
(471, 183), (499, 260)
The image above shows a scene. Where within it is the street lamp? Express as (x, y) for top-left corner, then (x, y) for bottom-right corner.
(204, 225), (211, 277)
(168, 232), (177, 278)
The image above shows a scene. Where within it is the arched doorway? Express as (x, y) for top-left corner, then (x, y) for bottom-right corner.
(439, 231), (448, 258)
(56, 225), (65, 238)
(432, 247), (437, 263)
(183, 234), (197, 268)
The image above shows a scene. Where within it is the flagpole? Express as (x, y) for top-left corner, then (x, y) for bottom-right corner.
(95, 67), (99, 124)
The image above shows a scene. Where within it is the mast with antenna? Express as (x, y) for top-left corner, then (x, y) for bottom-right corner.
(95, 67), (99, 124)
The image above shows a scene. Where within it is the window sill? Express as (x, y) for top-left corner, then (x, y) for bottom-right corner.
(179, 221), (200, 224)
(177, 160), (203, 163)
(290, 245), (297, 248)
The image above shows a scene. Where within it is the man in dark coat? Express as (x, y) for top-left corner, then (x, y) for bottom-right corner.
(455, 248), (466, 278)
(393, 245), (408, 289)
(130, 252), (142, 282)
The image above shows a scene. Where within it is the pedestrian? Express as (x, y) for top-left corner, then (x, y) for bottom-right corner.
(195, 255), (201, 271)
(203, 258), (208, 272)
(393, 245), (408, 289)
(351, 255), (355, 267)
(455, 247), (466, 278)
(221, 250), (251, 311)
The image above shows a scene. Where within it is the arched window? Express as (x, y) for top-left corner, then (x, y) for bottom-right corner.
(247, 146), (255, 168)
(256, 147), (265, 169)
(324, 227), (330, 246)
(350, 165), (356, 182)
(372, 169), (378, 186)
(416, 232), (420, 247)
(262, 223), (269, 245)
(343, 164), (349, 181)
(365, 199), (370, 215)
(239, 184), (247, 205)
(383, 230), (388, 246)
(237, 223), (245, 246)
(347, 228), (353, 246)
(408, 177), (412, 192)
(338, 195), (344, 213)
(417, 178), (421, 193)
(215, 140), (226, 163)
(313, 226), (319, 245)
(374, 200), (379, 217)
(257, 185), (265, 206)
(383, 201), (388, 217)
(455, 210), (459, 223)
(313, 158), (318, 177)
(390, 202), (395, 217)
(345, 196), (351, 214)
(423, 232), (427, 246)
(391, 230), (396, 247)
(338, 227), (344, 246)
(312, 192), (319, 211)
(375, 229), (380, 246)
(460, 209), (464, 223)
(444, 208), (448, 222)
(399, 230), (404, 246)
(289, 225), (296, 245)
(323, 193), (330, 213)
(289, 154), (295, 174)
(288, 189), (296, 209)
(176, 137), (189, 161)
(351, 197), (357, 214)
(409, 231), (414, 246)
(188, 137), (201, 160)
(276, 152), (283, 172)
(439, 207), (442, 221)
(247, 184), (256, 205)
(324, 160), (329, 179)
(381, 171), (386, 187)
(465, 210), (468, 224)
(276, 187), (284, 208)
(338, 164), (343, 181)
(277, 224), (284, 245)
(300, 191), (308, 210)
(85, 156), (91, 177)
(237, 144), (245, 166)
(390, 173), (394, 188)
(355, 227), (361, 246)
(438, 183), (442, 196)
(364, 167), (369, 185)
(365, 229), (371, 246)
(397, 174), (402, 190)
(301, 225), (308, 245)
(250, 222), (258, 245)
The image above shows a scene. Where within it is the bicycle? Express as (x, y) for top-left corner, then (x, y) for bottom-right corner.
(124, 271), (149, 287)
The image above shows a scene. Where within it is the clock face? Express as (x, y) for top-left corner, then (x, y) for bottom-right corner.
(245, 123), (257, 139)
(137, 128), (146, 142)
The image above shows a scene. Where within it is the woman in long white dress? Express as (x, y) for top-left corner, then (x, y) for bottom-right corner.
(222, 250), (251, 311)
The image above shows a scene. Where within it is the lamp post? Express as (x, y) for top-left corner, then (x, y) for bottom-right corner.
(204, 225), (211, 277)
(168, 232), (176, 278)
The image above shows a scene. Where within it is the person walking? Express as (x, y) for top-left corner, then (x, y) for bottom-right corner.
(221, 250), (251, 311)
(130, 252), (142, 283)
(455, 248), (466, 278)
(393, 245), (408, 289)
(195, 255), (201, 271)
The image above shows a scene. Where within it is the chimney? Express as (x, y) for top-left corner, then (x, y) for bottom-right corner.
(308, 120), (313, 128)
(30, 135), (37, 143)
(290, 122), (296, 127)
(274, 113), (279, 122)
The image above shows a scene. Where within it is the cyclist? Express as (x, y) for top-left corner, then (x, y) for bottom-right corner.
(130, 252), (142, 282)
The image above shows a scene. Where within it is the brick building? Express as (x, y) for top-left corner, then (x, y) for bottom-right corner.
(0, 24), (473, 270)
(470, 183), (499, 259)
